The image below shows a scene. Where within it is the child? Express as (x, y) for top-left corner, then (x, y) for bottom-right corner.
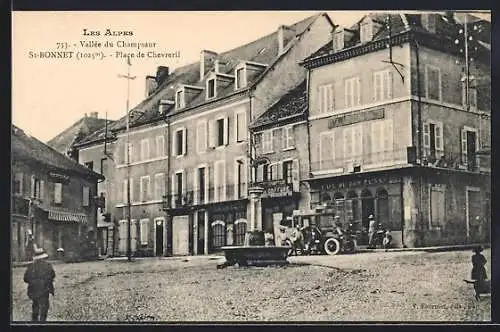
(471, 246), (487, 281)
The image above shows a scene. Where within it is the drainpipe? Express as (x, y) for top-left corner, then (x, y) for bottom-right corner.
(305, 68), (313, 209)
(166, 114), (171, 256)
(248, 89), (255, 231)
(414, 37), (424, 247)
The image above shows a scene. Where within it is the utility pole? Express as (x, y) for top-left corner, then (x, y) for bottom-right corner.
(118, 56), (136, 261)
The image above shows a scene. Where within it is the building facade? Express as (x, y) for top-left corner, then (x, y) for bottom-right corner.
(302, 12), (491, 247)
(75, 13), (334, 256)
(11, 125), (104, 262)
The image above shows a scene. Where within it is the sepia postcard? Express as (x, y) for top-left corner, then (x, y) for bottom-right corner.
(11, 9), (492, 323)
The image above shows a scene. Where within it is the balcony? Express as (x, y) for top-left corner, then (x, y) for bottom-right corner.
(12, 196), (30, 216)
(421, 151), (490, 174)
(165, 184), (248, 209)
(310, 148), (409, 176)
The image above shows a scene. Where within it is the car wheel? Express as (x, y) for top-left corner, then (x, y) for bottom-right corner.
(324, 238), (341, 255)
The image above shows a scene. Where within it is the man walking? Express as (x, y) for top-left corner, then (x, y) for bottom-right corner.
(367, 215), (377, 249)
(24, 247), (55, 322)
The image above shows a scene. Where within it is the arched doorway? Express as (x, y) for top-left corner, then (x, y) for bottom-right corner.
(233, 219), (247, 246)
(211, 220), (226, 250)
(361, 189), (374, 231)
(376, 188), (389, 226)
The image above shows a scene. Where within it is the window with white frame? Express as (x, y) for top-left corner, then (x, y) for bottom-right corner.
(140, 176), (151, 202)
(235, 111), (247, 143)
(371, 120), (394, 156)
(333, 29), (344, 51)
(283, 160), (293, 184)
(360, 19), (373, 43)
(154, 173), (165, 200)
(283, 125), (295, 150)
(343, 124), (363, 160)
(14, 173), (23, 195)
(30, 176), (44, 201)
(82, 186), (90, 207)
(140, 139), (150, 160)
(123, 178), (134, 203)
(461, 126), (478, 166)
(423, 121), (444, 160)
(174, 128), (187, 156)
(214, 160), (226, 201)
(207, 79), (216, 99)
(235, 67), (246, 89)
(319, 132), (334, 169)
(425, 65), (441, 101)
(345, 76), (361, 108)
(196, 120), (208, 153)
(262, 130), (273, 154)
(269, 162), (282, 181)
(175, 89), (184, 109)
(156, 135), (165, 157)
(140, 219), (149, 245)
(173, 171), (184, 206)
(319, 83), (334, 113)
(373, 69), (393, 102)
(54, 182), (62, 204)
(195, 166), (208, 204)
(462, 84), (478, 110)
(215, 118), (228, 147)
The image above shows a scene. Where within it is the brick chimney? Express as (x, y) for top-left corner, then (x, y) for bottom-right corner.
(145, 75), (157, 97)
(89, 112), (98, 118)
(156, 66), (170, 85)
(200, 50), (218, 80)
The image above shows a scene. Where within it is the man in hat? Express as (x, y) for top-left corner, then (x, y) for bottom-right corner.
(367, 215), (377, 249)
(23, 247), (55, 322)
(334, 216), (344, 237)
(25, 230), (34, 262)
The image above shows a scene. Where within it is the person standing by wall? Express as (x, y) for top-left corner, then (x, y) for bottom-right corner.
(25, 230), (34, 262)
(367, 215), (377, 249)
(23, 247), (56, 322)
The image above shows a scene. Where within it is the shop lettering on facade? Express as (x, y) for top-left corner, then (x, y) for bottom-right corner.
(210, 202), (246, 214)
(320, 175), (402, 191)
(261, 181), (293, 198)
(328, 108), (385, 129)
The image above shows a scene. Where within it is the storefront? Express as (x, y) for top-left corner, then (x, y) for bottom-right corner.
(207, 201), (248, 253)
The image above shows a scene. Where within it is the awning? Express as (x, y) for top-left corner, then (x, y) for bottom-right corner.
(48, 209), (88, 224)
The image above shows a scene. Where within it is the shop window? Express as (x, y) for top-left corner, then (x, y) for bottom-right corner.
(233, 219), (247, 246)
(376, 189), (389, 226)
(347, 190), (358, 223)
(211, 220), (226, 248)
(334, 192), (345, 223)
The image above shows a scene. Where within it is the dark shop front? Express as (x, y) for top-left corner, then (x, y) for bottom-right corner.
(207, 201), (248, 253)
(309, 173), (404, 247)
(260, 180), (300, 236)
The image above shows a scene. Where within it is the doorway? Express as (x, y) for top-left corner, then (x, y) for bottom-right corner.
(197, 210), (205, 255)
(155, 219), (164, 256)
(361, 189), (374, 230)
(466, 131), (477, 170)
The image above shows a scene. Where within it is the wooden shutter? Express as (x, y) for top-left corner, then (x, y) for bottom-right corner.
(54, 183), (62, 204)
(353, 124), (363, 157)
(83, 186), (90, 207)
(355, 77), (361, 105)
(385, 70), (393, 100)
(383, 120), (393, 153)
(131, 220), (137, 252)
(223, 117), (229, 145)
(320, 133), (333, 169)
(373, 71), (381, 101)
(140, 219), (149, 245)
(423, 122), (430, 151)
(193, 168), (199, 204)
(39, 180), (44, 201)
(129, 178), (134, 202)
(208, 120), (215, 148)
(256, 165), (263, 183)
(434, 122), (444, 157)
(31, 175), (35, 198)
(182, 128), (187, 155)
(171, 174), (176, 206)
(344, 127), (353, 160)
(172, 131), (177, 156)
(292, 159), (300, 192)
(371, 122), (382, 153)
(277, 162), (283, 180)
(461, 128), (468, 163)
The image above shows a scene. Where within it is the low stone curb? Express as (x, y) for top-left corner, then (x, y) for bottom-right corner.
(356, 243), (490, 253)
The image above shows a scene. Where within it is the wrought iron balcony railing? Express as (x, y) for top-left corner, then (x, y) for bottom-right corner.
(164, 184), (248, 209)
(421, 151), (490, 173)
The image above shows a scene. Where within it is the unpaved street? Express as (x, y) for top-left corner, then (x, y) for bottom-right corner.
(11, 249), (491, 322)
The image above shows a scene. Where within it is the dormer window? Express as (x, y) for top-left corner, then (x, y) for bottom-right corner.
(175, 89), (185, 110)
(421, 14), (437, 33)
(235, 65), (246, 90)
(360, 19), (373, 43)
(207, 78), (216, 99)
(333, 28), (345, 52)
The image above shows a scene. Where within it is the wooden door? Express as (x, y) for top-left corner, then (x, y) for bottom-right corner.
(172, 216), (189, 256)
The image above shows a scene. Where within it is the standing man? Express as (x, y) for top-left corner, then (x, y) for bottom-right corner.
(25, 230), (35, 262)
(24, 247), (55, 322)
(367, 215), (377, 249)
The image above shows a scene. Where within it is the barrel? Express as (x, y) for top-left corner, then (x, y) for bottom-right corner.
(246, 230), (265, 246)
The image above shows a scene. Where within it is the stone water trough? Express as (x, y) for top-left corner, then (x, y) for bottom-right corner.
(217, 230), (290, 269)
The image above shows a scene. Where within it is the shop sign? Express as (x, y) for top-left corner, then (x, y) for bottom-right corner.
(328, 108), (384, 129)
(48, 171), (70, 183)
(210, 202), (246, 214)
(261, 181), (293, 198)
(319, 175), (401, 191)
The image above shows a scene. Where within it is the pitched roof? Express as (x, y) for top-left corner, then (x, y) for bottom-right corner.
(12, 125), (104, 180)
(251, 80), (307, 129)
(100, 13), (323, 135)
(303, 12), (490, 65)
(47, 115), (114, 154)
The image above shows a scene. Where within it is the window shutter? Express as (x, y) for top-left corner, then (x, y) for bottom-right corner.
(461, 128), (468, 163)
(193, 168), (199, 204)
(384, 120), (393, 152)
(208, 120), (215, 148)
(83, 186), (90, 207)
(129, 178), (134, 202)
(434, 122), (444, 157)
(317, 85), (323, 113)
(423, 122), (431, 149)
(131, 220), (137, 252)
(373, 72), (381, 101)
(272, 129), (278, 152)
(328, 83), (335, 112)
(223, 117), (229, 145)
(277, 162), (283, 180)
(256, 165), (263, 182)
(385, 70), (393, 100)
(31, 175), (35, 198)
(172, 131), (177, 156)
(54, 183), (62, 204)
(344, 127), (353, 160)
(140, 219), (149, 245)
(171, 174), (175, 206)
(39, 180), (44, 201)
(355, 77), (361, 105)
(354, 124), (363, 157)
(205, 165), (210, 202)
(123, 179), (128, 203)
(289, 126), (295, 148)
(320, 133), (333, 169)
(292, 159), (300, 192)
(182, 128), (187, 155)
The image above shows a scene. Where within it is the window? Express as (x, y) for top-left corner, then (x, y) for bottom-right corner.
(123, 178), (134, 203)
(155, 173), (165, 200)
(234, 159), (246, 199)
(345, 77), (361, 108)
(269, 163), (281, 181)
(82, 186), (90, 207)
(140, 219), (149, 245)
(333, 29), (344, 51)
(209, 117), (228, 148)
(54, 182), (62, 204)
(217, 118), (224, 146)
(425, 65), (441, 101)
(283, 160), (293, 184)
(174, 171), (184, 206)
(344, 124), (363, 160)
(320, 132), (334, 169)
(430, 184), (445, 228)
(423, 121), (444, 160)
(14, 173), (23, 195)
(283, 126), (295, 150)
(360, 19), (373, 43)
(235, 111), (247, 142)
(196, 120), (207, 153)
(214, 160), (226, 201)
(175, 89), (184, 109)
(461, 127), (478, 170)
(262, 130), (273, 153)
(196, 167), (207, 203)
(140, 139), (150, 160)
(207, 79), (215, 99)
(156, 136), (165, 157)
(319, 83), (334, 113)
(140, 176), (150, 202)
(462, 84), (478, 110)
(174, 128), (187, 156)
(84, 161), (94, 170)
(373, 70), (393, 102)
(211, 221), (226, 248)
(235, 67), (246, 89)
(371, 120), (393, 155)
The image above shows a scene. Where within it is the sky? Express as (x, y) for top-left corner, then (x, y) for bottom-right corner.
(12, 10), (490, 143)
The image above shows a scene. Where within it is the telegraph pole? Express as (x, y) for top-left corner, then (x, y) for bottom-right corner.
(118, 56), (136, 261)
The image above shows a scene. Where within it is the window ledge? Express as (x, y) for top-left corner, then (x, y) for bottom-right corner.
(262, 151), (274, 155)
(283, 146), (296, 151)
(115, 199), (163, 208)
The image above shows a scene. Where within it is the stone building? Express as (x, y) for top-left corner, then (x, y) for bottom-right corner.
(75, 13), (334, 256)
(11, 125), (104, 262)
(301, 12), (491, 247)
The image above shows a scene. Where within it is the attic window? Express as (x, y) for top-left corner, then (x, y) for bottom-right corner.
(258, 47), (266, 55)
(207, 78), (216, 99)
(175, 89), (185, 109)
(235, 66), (246, 90)
(333, 29), (345, 51)
(360, 19), (373, 43)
